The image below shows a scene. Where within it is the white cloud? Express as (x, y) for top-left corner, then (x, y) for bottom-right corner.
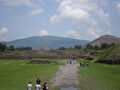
(38, 30), (48, 36)
(29, 8), (44, 15)
(50, 0), (98, 26)
(117, 3), (120, 14)
(0, 38), (8, 41)
(66, 30), (81, 39)
(87, 28), (101, 39)
(0, 27), (8, 35)
(50, 15), (60, 24)
(59, 7), (90, 20)
(0, 27), (8, 41)
(57, 0), (98, 12)
(87, 28), (112, 40)
(3, 0), (34, 7)
(50, 0), (110, 26)
(96, 8), (110, 25)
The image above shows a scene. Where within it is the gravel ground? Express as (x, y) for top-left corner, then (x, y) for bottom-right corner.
(52, 61), (79, 88)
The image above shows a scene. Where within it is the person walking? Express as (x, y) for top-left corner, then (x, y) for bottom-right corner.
(36, 78), (41, 84)
(27, 82), (32, 90)
(35, 83), (41, 90)
(43, 82), (49, 90)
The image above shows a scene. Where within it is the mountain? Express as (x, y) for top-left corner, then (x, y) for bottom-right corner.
(88, 35), (120, 46)
(2, 36), (89, 49)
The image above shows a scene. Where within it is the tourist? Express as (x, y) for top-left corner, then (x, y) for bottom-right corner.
(70, 60), (72, 64)
(36, 78), (41, 84)
(35, 83), (41, 90)
(66, 60), (68, 64)
(43, 82), (49, 90)
(86, 62), (89, 66)
(80, 62), (82, 66)
(27, 82), (32, 90)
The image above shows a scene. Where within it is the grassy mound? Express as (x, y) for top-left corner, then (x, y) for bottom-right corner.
(97, 45), (120, 64)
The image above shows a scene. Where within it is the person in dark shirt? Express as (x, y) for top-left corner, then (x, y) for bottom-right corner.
(43, 82), (48, 90)
(36, 78), (41, 85)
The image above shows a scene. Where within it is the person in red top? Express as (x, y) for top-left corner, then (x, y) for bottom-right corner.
(43, 82), (49, 90)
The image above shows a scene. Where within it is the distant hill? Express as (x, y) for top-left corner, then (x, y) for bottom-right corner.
(88, 35), (120, 46)
(2, 36), (89, 49)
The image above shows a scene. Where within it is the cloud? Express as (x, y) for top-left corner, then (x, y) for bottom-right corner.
(3, 0), (34, 7)
(3, 0), (44, 16)
(38, 30), (48, 36)
(29, 8), (44, 15)
(66, 30), (81, 39)
(96, 8), (110, 25)
(87, 28), (112, 40)
(59, 7), (90, 20)
(50, 15), (60, 24)
(50, 0), (110, 27)
(51, 0), (111, 40)
(117, 3), (120, 14)
(50, 0), (99, 25)
(0, 27), (8, 35)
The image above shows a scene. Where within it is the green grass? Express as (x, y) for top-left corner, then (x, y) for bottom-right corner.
(77, 59), (90, 63)
(0, 59), (61, 90)
(32, 58), (65, 61)
(98, 45), (120, 57)
(79, 61), (120, 90)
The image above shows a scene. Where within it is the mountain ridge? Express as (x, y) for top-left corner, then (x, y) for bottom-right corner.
(2, 35), (89, 49)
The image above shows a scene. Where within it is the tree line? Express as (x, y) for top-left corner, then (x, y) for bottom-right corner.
(85, 43), (116, 50)
(58, 45), (82, 50)
(58, 43), (116, 50)
(0, 43), (32, 52)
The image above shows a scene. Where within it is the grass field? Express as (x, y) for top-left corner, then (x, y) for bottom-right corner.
(0, 59), (62, 90)
(78, 60), (120, 90)
(0, 58), (120, 90)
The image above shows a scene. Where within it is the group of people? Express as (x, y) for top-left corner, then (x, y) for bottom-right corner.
(79, 62), (90, 67)
(66, 60), (76, 64)
(27, 78), (49, 90)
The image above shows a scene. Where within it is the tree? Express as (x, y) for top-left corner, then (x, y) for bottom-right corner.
(93, 45), (99, 50)
(100, 43), (115, 49)
(8, 45), (14, 51)
(15, 47), (32, 51)
(74, 45), (82, 49)
(86, 44), (93, 49)
(58, 47), (66, 50)
(101, 43), (109, 49)
(0, 43), (7, 52)
(24, 47), (32, 50)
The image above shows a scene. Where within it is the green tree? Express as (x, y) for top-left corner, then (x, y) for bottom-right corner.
(93, 45), (99, 50)
(74, 45), (82, 49)
(58, 47), (66, 50)
(0, 43), (7, 52)
(8, 45), (14, 51)
(86, 44), (93, 49)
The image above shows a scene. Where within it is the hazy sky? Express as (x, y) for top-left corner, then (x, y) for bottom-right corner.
(0, 0), (120, 41)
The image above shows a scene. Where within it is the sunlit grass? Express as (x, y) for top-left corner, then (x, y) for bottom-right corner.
(78, 60), (120, 90)
(0, 59), (61, 90)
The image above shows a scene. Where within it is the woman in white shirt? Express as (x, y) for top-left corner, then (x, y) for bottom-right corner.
(35, 83), (41, 90)
(27, 82), (32, 90)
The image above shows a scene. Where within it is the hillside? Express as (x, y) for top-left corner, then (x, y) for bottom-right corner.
(2, 36), (89, 49)
(89, 35), (120, 46)
(100, 45), (120, 58)
(97, 45), (120, 64)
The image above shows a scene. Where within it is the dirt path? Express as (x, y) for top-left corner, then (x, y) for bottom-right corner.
(52, 61), (79, 88)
